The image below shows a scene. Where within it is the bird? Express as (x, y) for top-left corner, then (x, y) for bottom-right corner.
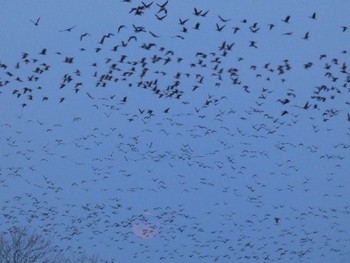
(99, 33), (114, 44)
(142, 1), (153, 8)
(80, 33), (91, 41)
(179, 18), (189, 25)
(303, 101), (311, 109)
(218, 15), (230, 23)
(216, 23), (226, 32)
(193, 23), (200, 30)
(193, 8), (202, 16)
(249, 41), (258, 48)
(201, 10), (209, 17)
(172, 35), (184, 40)
(30, 17), (41, 26)
(156, 0), (168, 8)
(59, 25), (76, 32)
(86, 92), (94, 100)
(128, 36), (137, 42)
(282, 15), (291, 23)
(249, 26), (260, 33)
(232, 27), (240, 34)
(118, 25), (127, 33)
(149, 31), (160, 38)
(268, 24), (275, 30)
(309, 12), (317, 19)
(302, 32), (310, 40)
(155, 14), (167, 21)
(39, 48), (47, 55)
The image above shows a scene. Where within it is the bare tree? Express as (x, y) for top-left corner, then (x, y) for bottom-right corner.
(0, 226), (98, 263)
(0, 226), (54, 263)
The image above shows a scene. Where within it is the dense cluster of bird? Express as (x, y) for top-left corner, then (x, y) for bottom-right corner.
(0, 1), (349, 262)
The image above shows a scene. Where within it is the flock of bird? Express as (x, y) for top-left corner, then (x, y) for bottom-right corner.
(0, 1), (349, 262)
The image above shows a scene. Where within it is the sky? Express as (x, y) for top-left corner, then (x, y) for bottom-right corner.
(0, 0), (350, 262)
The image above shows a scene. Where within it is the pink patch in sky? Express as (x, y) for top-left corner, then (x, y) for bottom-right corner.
(132, 221), (159, 239)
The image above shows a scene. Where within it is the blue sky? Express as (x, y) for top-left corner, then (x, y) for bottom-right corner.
(0, 1), (350, 262)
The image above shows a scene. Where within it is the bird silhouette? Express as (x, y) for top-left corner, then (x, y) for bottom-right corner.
(30, 17), (41, 26)
(282, 15), (291, 23)
(59, 25), (76, 32)
(80, 33), (91, 41)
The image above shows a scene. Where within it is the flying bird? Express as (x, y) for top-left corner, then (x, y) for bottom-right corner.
(30, 17), (41, 26)
(142, 1), (153, 8)
(216, 23), (226, 32)
(232, 27), (240, 34)
(172, 35), (185, 40)
(179, 18), (189, 25)
(149, 31), (160, 38)
(80, 33), (91, 41)
(39, 48), (47, 55)
(268, 24), (275, 30)
(193, 7), (208, 17)
(118, 25), (126, 33)
(156, 0), (168, 8)
(128, 35), (137, 42)
(302, 32), (310, 40)
(282, 15), (291, 23)
(218, 15), (230, 23)
(155, 14), (167, 20)
(99, 33), (114, 44)
(249, 41), (258, 48)
(121, 96), (127, 103)
(59, 25), (77, 32)
(193, 23), (200, 30)
(309, 12), (317, 19)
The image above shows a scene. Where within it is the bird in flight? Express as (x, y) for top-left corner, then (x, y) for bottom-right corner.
(193, 22), (200, 30)
(216, 23), (226, 32)
(59, 25), (77, 32)
(99, 33), (114, 44)
(249, 41), (258, 48)
(218, 15), (230, 23)
(179, 18), (189, 25)
(80, 33), (91, 41)
(309, 12), (317, 20)
(302, 32), (310, 40)
(118, 25), (127, 33)
(193, 7), (208, 17)
(282, 15), (291, 23)
(142, 1), (153, 8)
(30, 17), (41, 26)
(232, 27), (240, 34)
(149, 31), (160, 38)
(268, 24), (275, 30)
(156, 0), (168, 9)
(155, 14), (167, 21)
